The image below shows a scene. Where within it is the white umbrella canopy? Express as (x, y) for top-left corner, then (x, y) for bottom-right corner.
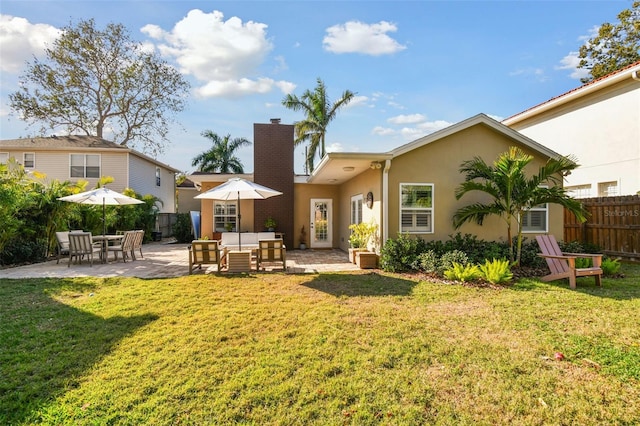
(58, 187), (145, 236)
(195, 177), (282, 249)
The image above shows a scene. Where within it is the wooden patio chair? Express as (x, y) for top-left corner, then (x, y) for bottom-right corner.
(257, 239), (286, 271)
(55, 230), (83, 264)
(188, 240), (221, 274)
(535, 235), (603, 289)
(132, 230), (144, 260)
(107, 231), (137, 263)
(68, 232), (102, 267)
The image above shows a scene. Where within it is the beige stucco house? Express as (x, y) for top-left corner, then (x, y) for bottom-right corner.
(0, 135), (178, 213)
(503, 61), (640, 197)
(189, 114), (566, 251)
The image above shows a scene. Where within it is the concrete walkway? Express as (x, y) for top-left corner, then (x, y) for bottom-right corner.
(0, 241), (360, 279)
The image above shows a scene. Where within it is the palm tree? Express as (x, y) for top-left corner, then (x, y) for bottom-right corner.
(453, 146), (587, 265)
(282, 78), (355, 173)
(191, 131), (251, 173)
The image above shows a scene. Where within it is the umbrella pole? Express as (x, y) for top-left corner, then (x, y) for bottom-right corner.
(237, 191), (242, 250)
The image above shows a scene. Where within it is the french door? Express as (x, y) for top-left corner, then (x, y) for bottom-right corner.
(310, 199), (332, 248)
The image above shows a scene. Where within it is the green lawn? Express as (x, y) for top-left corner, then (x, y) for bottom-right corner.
(1, 265), (639, 425)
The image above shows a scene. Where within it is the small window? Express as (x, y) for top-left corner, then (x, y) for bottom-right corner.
(598, 181), (618, 197)
(70, 154), (101, 178)
(156, 167), (161, 186)
(214, 202), (237, 232)
(566, 184), (591, 199)
(23, 153), (35, 168)
(522, 203), (548, 233)
(350, 194), (363, 226)
(0, 153), (8, 164)
(400, 183), (433, 233)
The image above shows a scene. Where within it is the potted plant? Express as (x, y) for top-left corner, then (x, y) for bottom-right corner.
(224, 222), (233, 232)
(264, 217), (277, 231)
(348, 222), (378, 263)
(299, 225), (307, 250)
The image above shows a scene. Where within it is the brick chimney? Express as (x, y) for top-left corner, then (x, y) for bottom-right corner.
(253, 119), (294, 248)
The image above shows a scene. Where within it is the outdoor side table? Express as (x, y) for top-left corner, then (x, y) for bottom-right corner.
(226, 250), (252, 273)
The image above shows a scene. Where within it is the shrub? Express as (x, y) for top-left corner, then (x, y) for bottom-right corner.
(417, 250), (439, 273)
(479, 258), (513, 284)
(443, 262), (481, 282)
(438, 250), (469, 275)
(0, 238), (47, 266)
(380, 234), (426, 272)
(172, 213), (194, 243)
(601, 258), (621, 275)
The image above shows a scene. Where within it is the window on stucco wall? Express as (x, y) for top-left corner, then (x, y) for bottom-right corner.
(214, 202), (237, 232)
(350, 194), (363, 225)
(400, 183), (433, 233)
(522, 203), (548, 233)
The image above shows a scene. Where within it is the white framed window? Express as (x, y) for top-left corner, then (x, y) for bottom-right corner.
(566, 184), (591, 199)
(0, 153), (8, 164)
(400, 183), (433, 233)
(70, 154), (100, 178)
(23, 153), (35, 168)
(156, 167), (161, 186)
(522, 203), (548, 233)
(214, 202), (237, 232)
(350, 194), (363, 225)
(598, 181), (618, 197)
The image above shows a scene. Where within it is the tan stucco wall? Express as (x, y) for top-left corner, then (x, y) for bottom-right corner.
(386, 123), (564, 243)
(336, 168), (383, 252)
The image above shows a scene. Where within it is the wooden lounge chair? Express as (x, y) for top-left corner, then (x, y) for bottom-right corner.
(257, 239), (286, 271)
(189, 240), (221, 274)
(68, 232), (102, 266)
(535, 235), (603, 289)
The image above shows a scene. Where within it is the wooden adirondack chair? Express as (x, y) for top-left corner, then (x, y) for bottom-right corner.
(535, 235), (603, 289)
(257, 239), (286, 271)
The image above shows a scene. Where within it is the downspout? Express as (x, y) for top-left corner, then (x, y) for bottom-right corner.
(632, 70), (640, 81)
(382, 159), (391, 247)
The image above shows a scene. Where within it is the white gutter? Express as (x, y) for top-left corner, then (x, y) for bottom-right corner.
(382, 159), (391, 247)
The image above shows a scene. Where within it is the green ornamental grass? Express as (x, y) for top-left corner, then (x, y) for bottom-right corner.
(1, 264), (639, 424)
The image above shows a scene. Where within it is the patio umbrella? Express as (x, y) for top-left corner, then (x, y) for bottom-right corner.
(58, 187), (145, 236)
(195, 177), (282, 250)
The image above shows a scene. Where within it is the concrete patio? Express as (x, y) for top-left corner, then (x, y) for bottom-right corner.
(0, 240), (361, 279)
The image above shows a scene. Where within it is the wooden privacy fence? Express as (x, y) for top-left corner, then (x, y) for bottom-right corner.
(564, 195), (640, 261)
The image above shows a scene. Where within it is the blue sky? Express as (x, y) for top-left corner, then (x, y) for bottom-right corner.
(0, 0), (629, 175)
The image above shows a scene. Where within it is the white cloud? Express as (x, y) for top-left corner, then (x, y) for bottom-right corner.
(0, 15), (60, 73)
(323, 20), (406, 56)
(509, 67), (548, 82)
(372, 126), (395, 136)
(556, 26), (600, 80)
(417, 120), (452, 134)
(346, 95), (371, 108)
(388, 113), (426, 125)
(142, 9), (294, 98)
(326, 142), (344, 153)
(195, 77), (293, 98)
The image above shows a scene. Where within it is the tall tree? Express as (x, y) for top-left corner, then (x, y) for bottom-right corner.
(452, 147), (587, 266)
(9, 18), (190, 156)
(577, 1), (640, 83)
(191, 131), (251, 173)
(282, 78), (355, 173)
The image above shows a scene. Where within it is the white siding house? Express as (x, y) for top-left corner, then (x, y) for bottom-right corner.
(0, 135), (178, 213)
(503, 61), (640, 197)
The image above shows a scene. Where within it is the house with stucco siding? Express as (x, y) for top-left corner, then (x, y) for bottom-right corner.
(189, 114), (567, 251)
(503, 61), (640, 197)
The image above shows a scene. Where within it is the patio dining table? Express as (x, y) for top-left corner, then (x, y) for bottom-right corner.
(92, 234), (124, 263)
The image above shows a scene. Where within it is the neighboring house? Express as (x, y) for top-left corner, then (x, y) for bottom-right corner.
(177, 176), (202, 214)
(0, 135), (178, 213)
(503, 61), (640, 198)
(189, 114), (566, 251)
